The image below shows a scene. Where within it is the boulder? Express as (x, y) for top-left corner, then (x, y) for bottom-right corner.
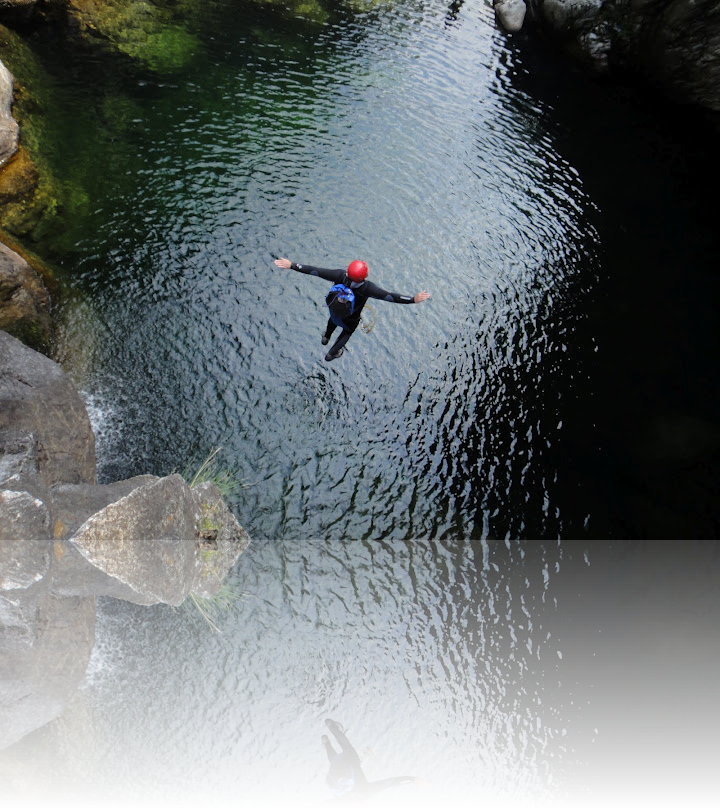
(0, 489), (50, 590)
(536, 0), (720, 110)
(52, 474), (250, 606)
(0, 240), (52, 350)
(0, 59), (18, 168)
(541, 0), (604, 29)
(495, 0), (528, 33)
(0, 330), (95, 486)
(0, 332), (251, 749)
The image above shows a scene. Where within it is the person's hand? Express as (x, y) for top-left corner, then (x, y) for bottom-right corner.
(414, 291), (430, 303)
(274, 257), (291, 269)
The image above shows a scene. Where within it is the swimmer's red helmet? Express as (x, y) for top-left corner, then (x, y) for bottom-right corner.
(347, 260), (368, 282)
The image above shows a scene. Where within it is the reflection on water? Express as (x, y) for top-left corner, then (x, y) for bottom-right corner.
(2, 0), (719, 808)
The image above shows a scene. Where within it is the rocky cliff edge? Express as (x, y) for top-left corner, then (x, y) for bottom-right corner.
(0, 330), (251, 751)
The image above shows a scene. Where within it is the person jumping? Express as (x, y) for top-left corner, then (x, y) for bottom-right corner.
(273, 257), (430, 361)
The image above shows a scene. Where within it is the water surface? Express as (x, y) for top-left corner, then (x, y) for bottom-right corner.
(2, 1), (719, 807)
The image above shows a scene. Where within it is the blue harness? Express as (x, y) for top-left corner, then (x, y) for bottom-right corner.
(328, 751), (355, 796)
(326, 280), (356, 329)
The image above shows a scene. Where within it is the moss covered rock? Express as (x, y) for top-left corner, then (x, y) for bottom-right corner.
(0, 26), (68, 243)
(66, 0), (203, 73)
(0, 239), (52, 350)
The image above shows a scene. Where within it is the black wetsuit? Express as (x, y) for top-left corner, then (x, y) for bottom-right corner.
(289, 263), (416, 357)
(323, 720), (416, 799)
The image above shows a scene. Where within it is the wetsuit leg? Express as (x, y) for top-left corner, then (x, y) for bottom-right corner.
(323, 318), (337, 341)
(327, 327), (353, 357)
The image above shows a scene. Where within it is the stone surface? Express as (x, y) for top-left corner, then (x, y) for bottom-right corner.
(541, 0), (603, 28)
(537, 0), (720, 110)
(495, 0), (527, 33)
(54, 475), (250, 605)
(0, 330), (95, 486)
(0, 58), (18, 168)
(0, 240), (51, 350)
(0, 147), (39, 207)
(0, 488), (50, 590)
(1, 334), (251, 749)
(67, 474), (206, 606)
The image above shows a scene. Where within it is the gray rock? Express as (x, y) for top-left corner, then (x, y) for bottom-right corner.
(495, 0), (528, 33)
(49, 476), (251, 604)
(0, 489), (50, 590)
(0, 330), (95, 486)
(0, 430), (43, 492)
(541, 0), (603, 29)
(537, 0), (720, 110)
(0, 242), (52, 351)
(0, 59), (18, 169)
(0, 333), (250, 750)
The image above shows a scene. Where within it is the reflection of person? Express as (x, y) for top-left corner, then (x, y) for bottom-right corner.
(273, 258), (430, 362)
(322, 719), (425, 799)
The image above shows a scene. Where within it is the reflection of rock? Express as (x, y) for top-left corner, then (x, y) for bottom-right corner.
(0, 331), (251, 751)
(53, 474), (250, 605)
(0, 730), (52, 810)
(0, 586), (96, 757)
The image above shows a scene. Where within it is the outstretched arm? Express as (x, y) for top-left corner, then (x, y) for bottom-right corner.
(363, 280), (431, 305)
(273, 257), (344, 283)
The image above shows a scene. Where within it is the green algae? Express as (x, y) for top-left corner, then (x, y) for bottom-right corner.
(0, 0), (394, 254)
(68, 0), (203, 73)
(0, 25), (70, 243)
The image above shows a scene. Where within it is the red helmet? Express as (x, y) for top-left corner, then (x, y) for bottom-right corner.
(347, 260), (368, 282)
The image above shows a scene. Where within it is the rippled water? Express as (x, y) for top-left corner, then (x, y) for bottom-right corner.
(4, 0), (720, 808)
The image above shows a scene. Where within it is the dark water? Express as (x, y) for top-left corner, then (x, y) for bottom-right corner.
(3, 0), (720, 808)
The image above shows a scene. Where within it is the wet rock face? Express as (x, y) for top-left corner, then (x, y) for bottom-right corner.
(535, 0), (720, 111)
(0, 241), (52, 351)
(638, 1), (720, 111)
(0, 331), (95, 486)
(0, 58), (18, 168)
(0, 332), (251, 750)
